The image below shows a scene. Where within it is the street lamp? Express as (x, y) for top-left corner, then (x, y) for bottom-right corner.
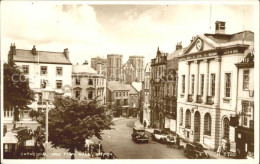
(42, 83), (55, 158)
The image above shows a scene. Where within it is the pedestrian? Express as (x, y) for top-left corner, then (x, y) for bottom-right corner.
(236, 149), (241, 159)
(143, 120), (147, 129)
(97, 141), (103, 156)
(176, 134), (180, 149)
(226, 140), (230, 156)
(108, 151), (117, 159)
(216, 144), (222, 156)
(90, 143), (95, 158)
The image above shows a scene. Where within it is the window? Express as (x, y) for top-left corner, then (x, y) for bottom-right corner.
(211, 74), (215, 96)
(89, 79), (93, 85)
(191, 75), (195, 95)
(124, 99), (128, 105)
(116, 92), (118, 97)
(22, 65), (29, 74)
(225, 73), (231, 97)
(204, 113), (211, 136)
(40, 79), (47, 88)
(119, 92), (121, 97)
(182, 75), (185, 93)
(116, 99), (120, 106)
(242, 101), (253, 127)
(56, 67), (62, 76)
(223, 117), (230, 139)
(88, 91), (93, 99)
(40, 66), (47, 75)
(76, 78), (80, 85)
(167, 84), (169, 95)
(201, 74), (204, 95)
(243, 70), (249, 90)
(56, 80), (62, 89)
(75, 90), (80, 99)
(123, 92), (125, 96)
(185, 110), (191, 128)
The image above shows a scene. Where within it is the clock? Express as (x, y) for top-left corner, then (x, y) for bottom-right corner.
(195, 39), (203, 51)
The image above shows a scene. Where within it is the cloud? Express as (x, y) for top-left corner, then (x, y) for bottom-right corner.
(1, 3), (255, 65)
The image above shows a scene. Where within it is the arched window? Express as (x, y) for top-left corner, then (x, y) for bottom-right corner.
(204, 113), (211, 136)
(180, 108), (183, 126)
(223, 117), (230, 139)
(185, 110), (191, 129)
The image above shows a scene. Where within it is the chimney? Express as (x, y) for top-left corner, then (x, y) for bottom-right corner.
(215, 21), (226, 34)
(83, 60), (88, 65)
(63, 48), (69, 59)
(32, 45), (37, 55)
(190, 36), (196, 43)
(176, 42), (182, 50)
(8, 43), (16, 63)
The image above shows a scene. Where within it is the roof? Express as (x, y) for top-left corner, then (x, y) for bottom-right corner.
(107, 81), (128, 91)
(124, 84), (138, 94)
(144, 62), (151, 72)
(13, 49), (72, 64)
(72, 64), (98, 74)
(123, 59), (135, 69)
(181, 31), (254, 56)
(132, 82), (142, 92)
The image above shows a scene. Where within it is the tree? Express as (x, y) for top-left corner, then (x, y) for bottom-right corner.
(48, 96), (113, 159)
(4, 61), (35, 129)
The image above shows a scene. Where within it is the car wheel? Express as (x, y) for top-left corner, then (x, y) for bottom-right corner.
(160, 138), (164, 143)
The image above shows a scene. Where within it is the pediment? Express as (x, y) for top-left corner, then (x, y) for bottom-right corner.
(183, 36), (216, 55)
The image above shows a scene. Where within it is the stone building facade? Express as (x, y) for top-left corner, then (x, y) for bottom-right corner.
(150, 47), (168, 128)
(107, 54), (123, 81)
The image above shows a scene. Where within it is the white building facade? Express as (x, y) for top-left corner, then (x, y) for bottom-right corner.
(176, 22), (254, 151)
(5, 44), (72, 120)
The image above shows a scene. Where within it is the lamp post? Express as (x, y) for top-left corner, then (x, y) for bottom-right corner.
(42, 83), (55, 159)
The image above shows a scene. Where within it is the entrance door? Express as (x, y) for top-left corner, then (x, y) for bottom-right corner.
(194, 111), (200, 142)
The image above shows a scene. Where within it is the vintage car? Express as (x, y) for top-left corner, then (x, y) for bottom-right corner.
(184, 143), (210, 159)
(151, 129), (169, 143)
(131, 127), (149, 143)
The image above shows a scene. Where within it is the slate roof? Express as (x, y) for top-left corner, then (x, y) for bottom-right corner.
(124, 84), (138, 94)
(72, 64), (97, 74)
(107, 81), (129, 91)
(181, 30), (254, 56)
(13, 49), (72, 64)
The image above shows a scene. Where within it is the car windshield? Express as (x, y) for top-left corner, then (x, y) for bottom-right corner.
(161, 131), (168, 135)
(137, 130), (145, 134)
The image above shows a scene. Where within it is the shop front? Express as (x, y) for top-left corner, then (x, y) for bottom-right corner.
(235, 126), (254, 159)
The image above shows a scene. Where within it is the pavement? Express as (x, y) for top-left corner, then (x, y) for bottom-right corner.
(134, 119), (231, 159)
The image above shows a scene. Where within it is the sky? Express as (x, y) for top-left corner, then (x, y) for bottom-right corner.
(1, 1), (256, 65)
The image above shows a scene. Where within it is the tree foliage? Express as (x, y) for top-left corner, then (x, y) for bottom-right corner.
(48, 96), (113, 157)
(4, 61), (35, 124)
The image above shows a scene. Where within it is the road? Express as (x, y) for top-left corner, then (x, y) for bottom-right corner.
(92, 117), (188, 159)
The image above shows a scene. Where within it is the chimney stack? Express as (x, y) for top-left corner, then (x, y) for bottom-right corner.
(32, 45), (37, 55)
(83, 60), (88, 65)
(215, 21), (226, 34)
(63, 48), (69, 59)
(176, 42), (182, 50)
(8, 43), (16, 63)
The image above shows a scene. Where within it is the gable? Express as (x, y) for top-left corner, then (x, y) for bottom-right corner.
(184, 36), (216, 55)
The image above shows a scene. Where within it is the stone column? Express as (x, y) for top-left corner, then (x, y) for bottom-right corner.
(193, 60), (199, 103)
(203, 59), (209, 104)
(184, 61), (190, 102)
(214, 57), (221, 106)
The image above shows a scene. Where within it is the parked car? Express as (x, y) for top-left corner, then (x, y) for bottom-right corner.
(184, 143), (210, 159)
(151, 129), (169, 143)
(131, 127), (149, 143)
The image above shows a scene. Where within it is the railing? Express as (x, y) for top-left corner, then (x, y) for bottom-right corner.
(188, 94), (193, 102)
(197, 95), (202, 103)
(207, 96), (214, 105)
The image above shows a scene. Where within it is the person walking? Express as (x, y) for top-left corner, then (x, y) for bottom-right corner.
(216, 144), (222, 156)
(176, 134), (180, 149)
(97, 141), (103, 156)
(143, 120), (147, 129)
